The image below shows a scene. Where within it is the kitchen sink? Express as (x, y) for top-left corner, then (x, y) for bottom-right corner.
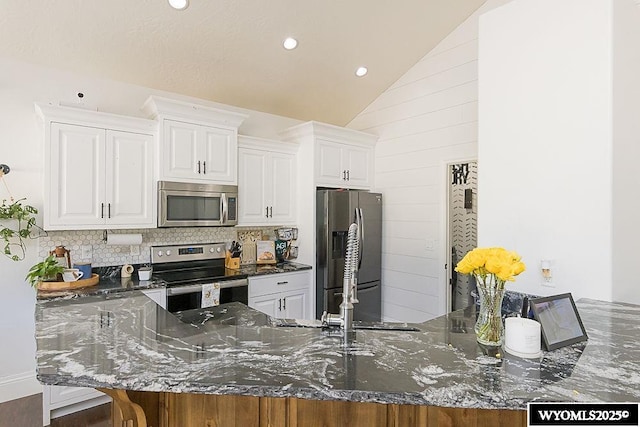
(274, 318), (421, 332)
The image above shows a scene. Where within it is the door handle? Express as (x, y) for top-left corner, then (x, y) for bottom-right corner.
(203, 161), (206, 174)
(197, 160), (201, 174)
(356, 208), (363, 270)
(220, 193), (228, 224)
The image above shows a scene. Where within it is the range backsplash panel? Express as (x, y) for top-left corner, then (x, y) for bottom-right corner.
(38, 227), (278, 267)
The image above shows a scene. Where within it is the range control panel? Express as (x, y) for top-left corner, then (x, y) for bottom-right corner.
(151, 243), (226, 263)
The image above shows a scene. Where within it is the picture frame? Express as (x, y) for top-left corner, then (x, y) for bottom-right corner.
(256, 240), (276, 265)
(529, 293), (588, 351)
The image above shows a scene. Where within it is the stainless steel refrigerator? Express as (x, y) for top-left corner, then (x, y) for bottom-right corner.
(316, 189), (382, 322)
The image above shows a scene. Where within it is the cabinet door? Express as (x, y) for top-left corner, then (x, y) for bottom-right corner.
(142, 288), (167, 309)
(163, 120), (200, 179)
(47, 123), (105, 228)
(201, 125), (237, 183)
(316, 140), (345, 186)
(105, 130), (154, 227)
(343, 145), (371, 189)
(238, 148), (268, 224)
(249, 294), (279, 318)
(282, 289), (307, 319)
(269, 152), (296, 224)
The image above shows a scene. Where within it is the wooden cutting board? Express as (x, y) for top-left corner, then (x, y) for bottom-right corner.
(37, 273), (100, 291)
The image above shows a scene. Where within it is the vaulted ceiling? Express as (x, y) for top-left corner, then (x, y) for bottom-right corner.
(0, 0), (485, 125)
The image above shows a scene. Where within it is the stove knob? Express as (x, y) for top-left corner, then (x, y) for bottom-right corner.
(157, 251), (163, 257)
(166, 250), (172, 256)
(216, 247), (222, 253)
(209, 247), (215, 253)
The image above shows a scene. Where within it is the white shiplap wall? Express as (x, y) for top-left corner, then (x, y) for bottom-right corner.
(348, 0), (510, 322)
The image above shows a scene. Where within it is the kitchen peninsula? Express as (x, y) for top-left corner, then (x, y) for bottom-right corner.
(35, 293), (640, 426)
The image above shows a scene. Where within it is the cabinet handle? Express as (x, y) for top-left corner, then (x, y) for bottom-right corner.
(197, 160), (201, 174)
(203, 161), (206, 174)
(101, 203), (104, 219)
(269, 206), (273, 218)
(108, 203), (111, 218)
(342, 170), (346, 180)
(282, 298), (286, 310)
(265, 207), (269, 218)
(277, 281), (288, 285)
(278, 298), (282, 311)
(346, 170), (350, 181)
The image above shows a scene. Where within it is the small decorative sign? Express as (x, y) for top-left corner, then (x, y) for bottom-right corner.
(451, 163), (470, 185)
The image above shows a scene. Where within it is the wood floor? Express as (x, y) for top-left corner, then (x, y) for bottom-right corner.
(0, 394), (111, 427)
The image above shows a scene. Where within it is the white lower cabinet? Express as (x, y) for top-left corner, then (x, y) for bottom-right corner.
(142, 287), (167, 309)
(43, 385), (110, 426)
(248, 271), (311, 319)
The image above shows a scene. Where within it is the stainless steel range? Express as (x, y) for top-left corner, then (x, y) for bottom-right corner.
(151, 243), (248, 313)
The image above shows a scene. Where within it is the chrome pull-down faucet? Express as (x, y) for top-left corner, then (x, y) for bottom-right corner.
(322, 222), (359, 332)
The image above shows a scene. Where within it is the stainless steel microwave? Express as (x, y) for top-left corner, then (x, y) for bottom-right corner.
(158, 181), (238, 227)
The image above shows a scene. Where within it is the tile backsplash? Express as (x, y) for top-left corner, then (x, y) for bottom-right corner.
(39, 227), (278, 267)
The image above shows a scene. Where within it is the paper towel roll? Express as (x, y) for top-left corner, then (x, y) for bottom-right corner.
(106, 233), (142, 245)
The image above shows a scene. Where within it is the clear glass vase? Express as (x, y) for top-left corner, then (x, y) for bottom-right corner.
(475, 282), (505, 346)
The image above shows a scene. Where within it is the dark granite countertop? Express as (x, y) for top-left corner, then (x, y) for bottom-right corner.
(235, 261), (312, 276)
(35, 295), (640, 410)
(36, 262), (311, 300)
(35, 276), (165, 300)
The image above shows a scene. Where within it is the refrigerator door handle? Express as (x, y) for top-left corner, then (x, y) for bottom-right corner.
(356, 207), (364, 271)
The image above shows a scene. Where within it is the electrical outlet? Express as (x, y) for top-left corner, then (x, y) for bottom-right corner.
(81, 245), (93, 260)
(541, 279), (554, 288)
(425, 239), (435, 250)
(130, 245), (140, 256)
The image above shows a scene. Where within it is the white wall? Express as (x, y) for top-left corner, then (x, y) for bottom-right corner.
(612, 1), (640, 305)
(0, 56), (302, 403)
(477, 0), (614, 300)
(348, 0), (511, 322)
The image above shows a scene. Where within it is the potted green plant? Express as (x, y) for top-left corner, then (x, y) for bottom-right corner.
(25, 255), (65, 288)
(0, 198), (38, 261)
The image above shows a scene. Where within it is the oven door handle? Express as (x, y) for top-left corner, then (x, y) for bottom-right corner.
(166, 285), (203, 296)
(218, 279), (248, 289)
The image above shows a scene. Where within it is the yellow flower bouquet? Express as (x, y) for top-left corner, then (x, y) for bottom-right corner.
(455, 247), (526, 346)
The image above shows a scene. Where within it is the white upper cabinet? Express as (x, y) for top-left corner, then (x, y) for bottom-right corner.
(237, 136), (297, 226)
(316, 138), (372, 189)
(281, 121), (377, 190)
(37, 104), (156, 230)
(143, 96), (247, 185)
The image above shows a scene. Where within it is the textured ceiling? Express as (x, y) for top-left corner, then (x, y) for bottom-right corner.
(0, 0), (485, 126)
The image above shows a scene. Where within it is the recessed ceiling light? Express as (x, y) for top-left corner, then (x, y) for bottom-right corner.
(168, 0), (189, 10)
(283, 37), (298, 50)
(355, 66), (368, 77)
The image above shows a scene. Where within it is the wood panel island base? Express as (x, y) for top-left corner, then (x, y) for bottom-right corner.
(36, 295), (640, 427)
(101, 389), (526, 427)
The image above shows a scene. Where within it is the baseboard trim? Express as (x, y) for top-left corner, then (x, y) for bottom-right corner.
(0, 372), (42, 404)
(50, 395), (112, 420)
